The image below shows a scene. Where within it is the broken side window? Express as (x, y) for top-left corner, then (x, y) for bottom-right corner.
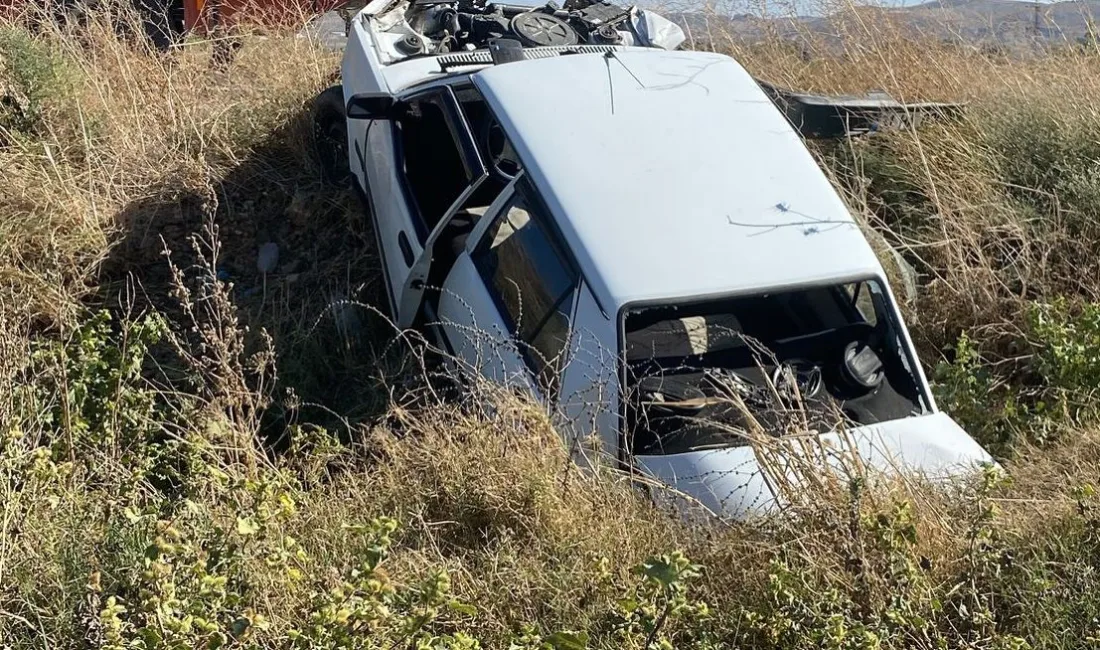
(623, 281), (925, 455)
(472, 185), (577, 398)
(451, 84), (522, 212)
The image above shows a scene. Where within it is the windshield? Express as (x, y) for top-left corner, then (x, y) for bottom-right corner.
(622, 280), (926, 456)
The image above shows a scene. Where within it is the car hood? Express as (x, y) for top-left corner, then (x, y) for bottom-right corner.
(633, 412), (994, 520)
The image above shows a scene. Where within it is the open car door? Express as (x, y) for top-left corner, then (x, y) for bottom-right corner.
(345, 82), (487, 326)
(394, 87), (488, 329)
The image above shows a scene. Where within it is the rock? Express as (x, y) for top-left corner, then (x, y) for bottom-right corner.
(279, 258), (303, 275)
(257, 242), (280, 274)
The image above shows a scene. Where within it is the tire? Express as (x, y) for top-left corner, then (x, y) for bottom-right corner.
(311, 85), (351, 186)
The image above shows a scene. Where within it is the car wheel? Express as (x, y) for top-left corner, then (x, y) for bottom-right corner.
(311, 85), (351, 186)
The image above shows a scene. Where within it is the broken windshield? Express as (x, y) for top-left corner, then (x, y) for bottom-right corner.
(622, 280), (926, 456)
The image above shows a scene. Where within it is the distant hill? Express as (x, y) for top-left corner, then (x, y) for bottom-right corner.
(671, 0), (1100, 46)
(892, 0), (1100, 41)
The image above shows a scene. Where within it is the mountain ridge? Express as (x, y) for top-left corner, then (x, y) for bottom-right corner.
(672, 0), (1100, 45)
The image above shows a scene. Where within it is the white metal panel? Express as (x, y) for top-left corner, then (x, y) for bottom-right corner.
(343, 12), (392, 192)
(474, 50), (886, 310)
(437, 254), (537, 395)
(872, 279), (941, 413)
(384, 59), (481, 93)
(356, 119), (423, 311)
(554, 283), (619, 467)
(342, 10), (391, 98)
(354, 1), (484, 91)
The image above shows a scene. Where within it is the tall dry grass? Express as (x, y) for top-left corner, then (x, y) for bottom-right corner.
(1, 1), (339, 323)
(5, 2), (1100, 648)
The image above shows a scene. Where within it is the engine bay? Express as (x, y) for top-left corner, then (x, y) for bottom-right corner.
(623, 282), (928, 456)
(368, 0), (686, 60)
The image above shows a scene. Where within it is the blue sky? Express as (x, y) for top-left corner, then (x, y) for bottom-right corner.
(637, 0), (1058, 17)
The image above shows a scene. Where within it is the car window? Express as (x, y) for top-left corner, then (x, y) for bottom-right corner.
(622, 279), (922, 456)
(472, 189), (577, 395)
(844, 282), (879, 326)
(395, 90), (474, 236)
(453, 85), (522, 180)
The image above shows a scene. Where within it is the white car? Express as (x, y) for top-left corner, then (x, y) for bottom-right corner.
(312, 0), (993, 518)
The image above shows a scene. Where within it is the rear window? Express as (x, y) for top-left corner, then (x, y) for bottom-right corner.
(624, 286), (860, 365)
(622, 281), (924, 455)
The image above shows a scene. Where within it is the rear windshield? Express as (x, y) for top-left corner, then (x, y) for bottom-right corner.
(622, 281), (924, 455)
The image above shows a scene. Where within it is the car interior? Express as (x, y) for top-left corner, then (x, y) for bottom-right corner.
(394, 92), (471, 236)
(397, 84), (522, 292)
(622, 282), (926, 456)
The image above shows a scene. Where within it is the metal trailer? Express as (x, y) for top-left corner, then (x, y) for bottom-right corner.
(179, 0), (348, 33)
(0, 0), (349, 37)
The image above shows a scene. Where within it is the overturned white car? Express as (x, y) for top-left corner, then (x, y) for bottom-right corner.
(312, 0), (993, 519)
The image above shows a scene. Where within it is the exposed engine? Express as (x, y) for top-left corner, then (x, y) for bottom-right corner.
(374, 0), (686, 59)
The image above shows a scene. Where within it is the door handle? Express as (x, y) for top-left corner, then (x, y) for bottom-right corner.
(398, 231), (414, 267)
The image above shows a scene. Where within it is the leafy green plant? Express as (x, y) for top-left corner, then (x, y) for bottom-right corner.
(935, 299), (1100, 457)
(740, 480), (1029, 650)
(608, 551), (712, 649)
(93, 511), (265, 649)
(949, 465), (1015, 642)
(1027, 298), (1100, 417)
(933, 332), (1033, 456)
(288, 517), (482, 649)
(0, 26), (76, 137)
(23, 310), (168, 463)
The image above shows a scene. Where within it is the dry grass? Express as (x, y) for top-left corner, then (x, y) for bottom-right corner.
(1, 2), (342, 326)
(5, 2), (1100, 648)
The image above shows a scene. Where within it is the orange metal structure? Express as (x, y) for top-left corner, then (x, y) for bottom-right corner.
(182, 0), (347, 33)
(0, 1), (347, 34)
(182, 0), (209, 30)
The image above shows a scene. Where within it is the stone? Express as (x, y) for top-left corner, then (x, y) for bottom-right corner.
(257, 242), (280, 274)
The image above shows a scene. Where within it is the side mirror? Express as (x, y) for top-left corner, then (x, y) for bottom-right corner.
(346, 94), (396, 120)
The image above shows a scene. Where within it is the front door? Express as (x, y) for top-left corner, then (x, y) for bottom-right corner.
(355, 85), (484, 322)
(437, 174), (581, 405)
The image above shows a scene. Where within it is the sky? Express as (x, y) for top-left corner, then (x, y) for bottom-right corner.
(636, 0), (1063, 18)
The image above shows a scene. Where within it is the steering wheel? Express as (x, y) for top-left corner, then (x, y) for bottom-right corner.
(481, 116), (522, 181)
(840, 339), (885, 393)
(772, 359), (823, 403)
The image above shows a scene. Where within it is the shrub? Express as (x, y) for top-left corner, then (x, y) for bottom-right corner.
(0, 26), (76, 138)
(20, 310), (168, 460)
(933, 298), (1100, 457)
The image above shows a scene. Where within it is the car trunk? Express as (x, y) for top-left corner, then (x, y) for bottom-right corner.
(633, 412), (994, 519)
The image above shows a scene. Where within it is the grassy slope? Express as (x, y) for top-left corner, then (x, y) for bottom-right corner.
(6, 6), (1100, 649)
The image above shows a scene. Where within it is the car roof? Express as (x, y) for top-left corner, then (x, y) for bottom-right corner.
(472, 50), (887, 312)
